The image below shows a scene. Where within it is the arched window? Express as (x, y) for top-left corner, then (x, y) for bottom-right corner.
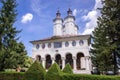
(55, 54), (62, 69)
(72, 41), (76, 46)
(46, 55), (52, 69)
(65, 53), (73, 69)
(76, 53), (85, 70)
(36, 55), (41, 62)
(65, 41), (69, 47)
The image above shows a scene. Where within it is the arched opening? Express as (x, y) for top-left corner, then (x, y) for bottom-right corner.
(55, 54), (62, 69)
(36, 55), (41, 63)
(46, 55), (52, 69)
(76, 53), (85, 70)
(65, 53), (73, 69)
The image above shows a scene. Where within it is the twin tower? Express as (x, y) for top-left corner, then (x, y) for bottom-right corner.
(53, 8), (79, 36)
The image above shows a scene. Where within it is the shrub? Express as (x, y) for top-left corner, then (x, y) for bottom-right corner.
(0, 72), (24, 80)
(61, 74), (120, 80)
(62, 63), (73, 74)
(25, 61), (46, 80)
(0, 72), (120, 80)
(45, 62), (62, 80)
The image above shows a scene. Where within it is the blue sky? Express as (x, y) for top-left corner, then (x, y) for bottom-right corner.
(14, 0), (102, 56)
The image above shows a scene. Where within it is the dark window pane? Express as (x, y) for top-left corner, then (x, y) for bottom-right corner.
(54, 42), (62, 48)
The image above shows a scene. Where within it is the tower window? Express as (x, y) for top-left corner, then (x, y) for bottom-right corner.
(72, 41), (76, 46)
(54, 42), (62, 48)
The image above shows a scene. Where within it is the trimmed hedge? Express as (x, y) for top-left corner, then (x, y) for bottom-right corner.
(45, 62), (62, 80)
(62, 63), (73, 74)
(1, 62), (120, 80)
(0, 72), (120, 80)
(25, 61), (46, 80)
(61, 74), (120, 80)
(1, 72), (120, 80)
(0, 72), (24, 80)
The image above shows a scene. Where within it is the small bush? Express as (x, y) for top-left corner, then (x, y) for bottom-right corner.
(0, 72), (24, 80)
(62, 63), (73, 74)
(25, 61), (46, 80)
(45, 62), (62, 80)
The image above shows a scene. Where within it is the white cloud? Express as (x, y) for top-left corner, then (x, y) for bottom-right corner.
(73, 9), (77, 16)
(82, 0), (102, 35)
(21, 13), (33, 23)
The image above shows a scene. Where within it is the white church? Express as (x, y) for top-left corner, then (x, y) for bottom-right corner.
(30, 8), (92, 74)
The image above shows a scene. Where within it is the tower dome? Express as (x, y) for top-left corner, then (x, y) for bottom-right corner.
(63, 8), (78, 36)
(53, 10), (63, 36)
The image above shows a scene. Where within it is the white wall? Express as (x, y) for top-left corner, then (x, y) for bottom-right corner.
(32, 40), (90, 59)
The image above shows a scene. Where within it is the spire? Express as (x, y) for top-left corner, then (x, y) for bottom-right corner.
(53, 9), (63, 22)
(56, 10), (61, 18)
(67, 8), (72, 16)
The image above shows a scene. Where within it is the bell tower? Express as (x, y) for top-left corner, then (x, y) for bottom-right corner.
(53, 10), (63, 36)
(63, 8), (79, 36)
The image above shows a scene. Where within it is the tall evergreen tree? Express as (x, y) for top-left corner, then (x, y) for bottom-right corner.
(104, 0), (120, 74)
(0, 0), (29, 71)
(91, 17), (113, 74)
(91, 0), (120, 74)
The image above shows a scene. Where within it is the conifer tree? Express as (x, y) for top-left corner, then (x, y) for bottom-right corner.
(91, 17), (113, 73)
(0, 0), (29, 71)
(91, 0), (120, 74)
(103, 0), (120, 74)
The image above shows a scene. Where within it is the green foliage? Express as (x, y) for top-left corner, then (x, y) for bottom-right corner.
(0, 0), (29, 71)
(25, 61), (46, 80)
(0, 0), (19, 71)
(45, 62), (62, 80)
(0, 71), (120, 80)
(0, 72), (25, 80)
(91, 0), (120, 74)
(4, 69), (16, 72)
(24, 56), (33, 68)
(61, 74), (120, 80)
(62, 63), (73, 74)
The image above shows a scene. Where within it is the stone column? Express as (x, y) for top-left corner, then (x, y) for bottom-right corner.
(62, 57), (65, 69)
(81, 57), (86, 69)
(41, 58), (46, 68)
(51, 57), (55, 64)
(85, 56), (90, 70)
(73, 56), (77, 70)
